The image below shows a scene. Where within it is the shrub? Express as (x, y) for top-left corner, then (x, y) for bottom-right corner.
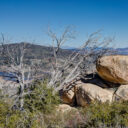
(0, 98), (40, 128)
(24, 80), (60, 113)
(79, 101), (128, 128)
(0, 81), (61, 128)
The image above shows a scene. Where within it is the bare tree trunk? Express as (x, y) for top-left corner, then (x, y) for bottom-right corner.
(19, 83), (24, 109)
(0, 36), (40, 110)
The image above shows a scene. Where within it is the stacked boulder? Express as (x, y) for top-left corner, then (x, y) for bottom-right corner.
(61, 55), (128, 107)
(96, 55), (128, 85)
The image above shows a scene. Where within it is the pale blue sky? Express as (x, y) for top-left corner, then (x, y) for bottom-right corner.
(0, 0), (128, 48)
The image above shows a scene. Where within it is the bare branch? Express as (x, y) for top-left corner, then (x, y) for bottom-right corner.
(48, 30), (114, 92)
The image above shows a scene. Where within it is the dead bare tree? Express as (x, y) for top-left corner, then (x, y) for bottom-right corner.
(47, 26), (75, 86)
(0, 34), (39, 110)
(48, 29), (114, 92)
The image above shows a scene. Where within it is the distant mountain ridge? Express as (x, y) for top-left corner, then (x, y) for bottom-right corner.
(0, 42), (73, 59)
(67, 47), (128, 55)
(116, 48), (128, 55)
(1, 42), (128, 58)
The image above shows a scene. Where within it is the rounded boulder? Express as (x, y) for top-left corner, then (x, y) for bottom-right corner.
(96, 55), (128, 84)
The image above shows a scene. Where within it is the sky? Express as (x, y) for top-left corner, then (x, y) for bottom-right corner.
(0, 0), (128, 48)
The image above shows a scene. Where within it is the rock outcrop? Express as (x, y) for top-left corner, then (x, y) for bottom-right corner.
(75, 83), (114, 107)
(60, 55), (128, 107)
(114, 85), (128, 101)
(96, 55), (128, 84)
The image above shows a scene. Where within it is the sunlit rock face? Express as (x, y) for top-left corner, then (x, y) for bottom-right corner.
(96, 55), (128, 84)
(75, 83), (114, 107)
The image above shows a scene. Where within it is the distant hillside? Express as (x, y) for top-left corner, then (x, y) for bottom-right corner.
(2, 42), (73, 59)
(0, 42), (127, 59)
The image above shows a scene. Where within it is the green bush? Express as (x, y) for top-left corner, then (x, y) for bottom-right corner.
(0, 98), (42, 128)
(0, 81), (61, 128)
(24, 80), (60, 113)
(79, 101), (128, 128)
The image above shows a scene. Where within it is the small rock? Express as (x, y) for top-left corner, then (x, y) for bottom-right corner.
(114, 85), (128, 101)
(56, 104), (77, 113)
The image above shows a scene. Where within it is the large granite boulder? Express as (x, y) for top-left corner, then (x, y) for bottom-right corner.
(114, 85), (128, 101)
(75, 83), (114, 107)
(96, 55), (128, 84)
